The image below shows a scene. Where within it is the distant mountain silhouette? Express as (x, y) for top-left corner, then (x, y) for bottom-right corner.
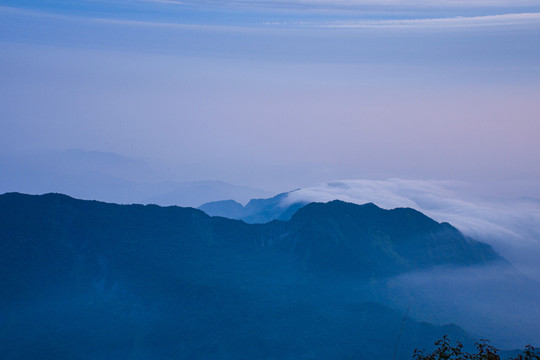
(0, 149), (271, 207)
(0, 193), (515, 359)
(198, 199), (247, 218)
(146, 180), (272, 207)
(199, 191), (307, 223)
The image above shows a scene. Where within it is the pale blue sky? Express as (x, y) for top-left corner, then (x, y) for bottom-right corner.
(1, 1), (540, 196)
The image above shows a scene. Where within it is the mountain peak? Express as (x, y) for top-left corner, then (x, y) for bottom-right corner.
(277, 199), (502, 276)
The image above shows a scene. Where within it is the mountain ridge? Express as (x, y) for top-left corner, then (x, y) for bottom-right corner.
(0, 192), (504, 278)
(0, 192), (521, 359)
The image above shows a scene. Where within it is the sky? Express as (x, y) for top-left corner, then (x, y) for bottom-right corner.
(1, 0), (540, 197)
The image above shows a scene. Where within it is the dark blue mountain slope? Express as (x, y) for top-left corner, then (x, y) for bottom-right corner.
(0, 192), (509, 359)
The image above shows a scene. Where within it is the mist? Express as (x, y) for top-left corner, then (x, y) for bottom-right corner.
(377, 263), (540, 349)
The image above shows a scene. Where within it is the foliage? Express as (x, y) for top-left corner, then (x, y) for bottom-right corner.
(414, 335), (540, 360)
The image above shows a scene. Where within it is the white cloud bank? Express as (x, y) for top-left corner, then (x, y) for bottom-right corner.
(284, 179), (540, 280)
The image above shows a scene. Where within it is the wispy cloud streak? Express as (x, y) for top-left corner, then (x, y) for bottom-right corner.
(315, 12), (540, 28)
(90, 11), (540, 30)
(141, 0), (540, 9)
(3, 4), (540, 30)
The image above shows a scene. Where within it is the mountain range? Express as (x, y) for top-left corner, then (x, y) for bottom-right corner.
(0, 192), (536, 359)
(0, 149), (271, 207)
